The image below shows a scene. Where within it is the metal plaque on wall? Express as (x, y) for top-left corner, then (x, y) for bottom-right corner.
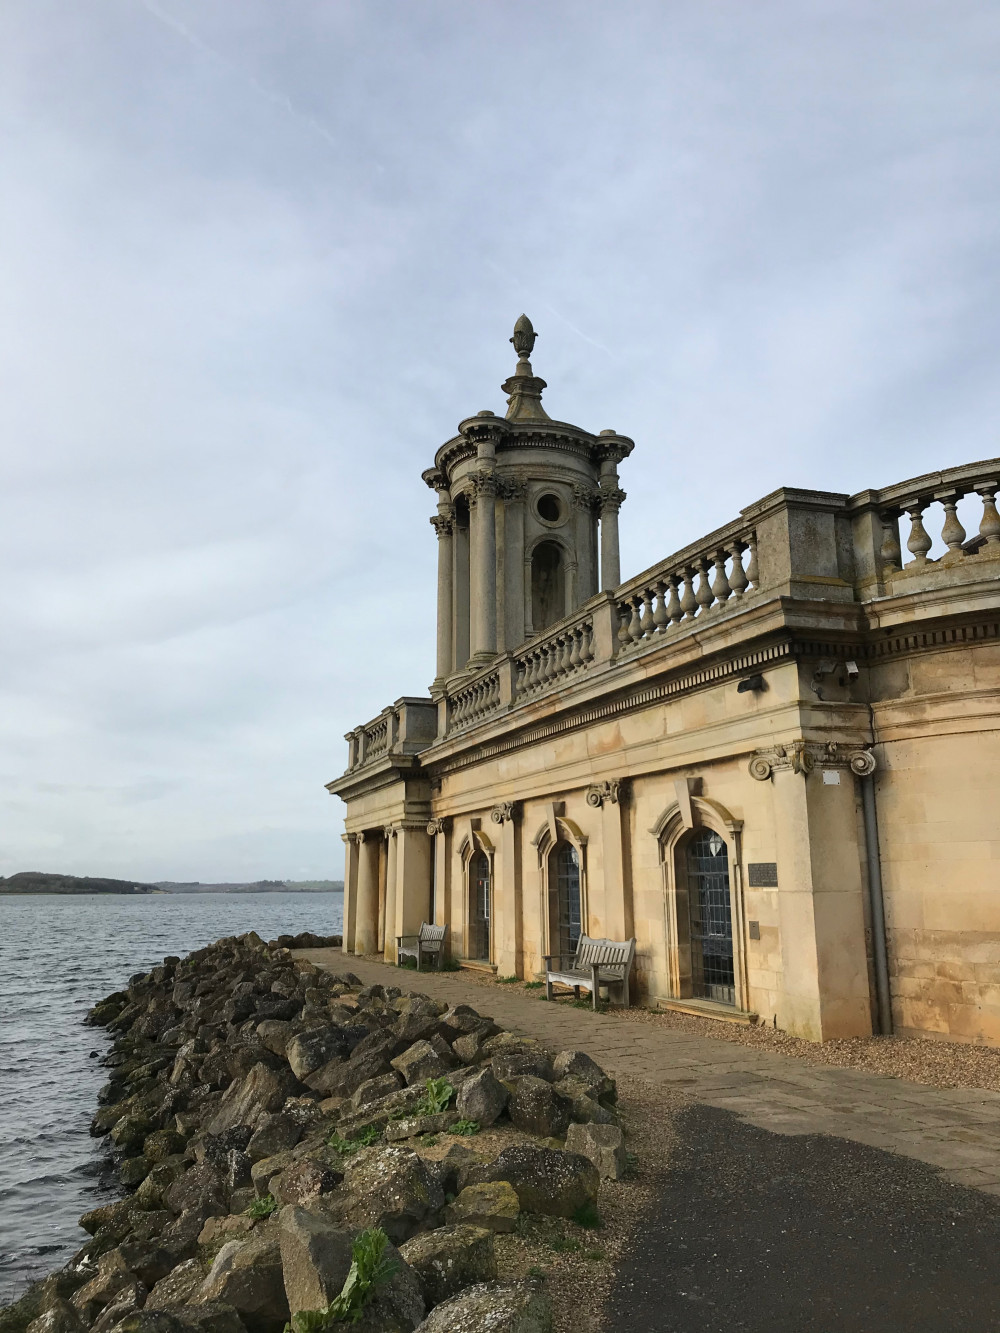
(748, 862), (779, 887)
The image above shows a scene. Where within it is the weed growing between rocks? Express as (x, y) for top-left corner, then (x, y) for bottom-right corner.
(245, 1194), (278, 1220)
(285, 1227), (397, 1331)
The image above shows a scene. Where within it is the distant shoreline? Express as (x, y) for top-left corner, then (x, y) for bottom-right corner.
(0, 872), (344, 896)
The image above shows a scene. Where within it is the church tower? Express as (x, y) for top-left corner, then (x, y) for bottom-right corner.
(423, 316), (634, 694)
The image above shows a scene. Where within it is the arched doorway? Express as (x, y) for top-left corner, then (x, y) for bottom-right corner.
(469, 850), (491, 961)
(531, 541), (564, 632)
(686, 829), (734, 1004)
(551, 841), (582, 963)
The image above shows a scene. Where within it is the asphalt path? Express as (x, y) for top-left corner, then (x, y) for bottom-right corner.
(604, 1105), (1000, 1332)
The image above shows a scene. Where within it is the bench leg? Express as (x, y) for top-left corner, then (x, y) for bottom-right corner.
(573, 985), (580, 1001)
(416, 947), (422, 972)
(545, 977), (553, 1001)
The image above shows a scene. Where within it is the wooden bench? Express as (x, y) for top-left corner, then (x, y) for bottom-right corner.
(544, 935), (636, 1010)
(396, 922), (449, 971)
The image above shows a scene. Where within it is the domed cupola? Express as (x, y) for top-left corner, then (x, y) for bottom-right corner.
(423, 317), (633, 693)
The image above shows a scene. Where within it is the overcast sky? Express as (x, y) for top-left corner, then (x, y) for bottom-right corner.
(1, 1), (998, 882)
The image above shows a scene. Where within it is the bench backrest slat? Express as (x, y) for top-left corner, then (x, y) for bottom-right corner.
(569, 934), (635, 970)
(417, 923), (447, 945)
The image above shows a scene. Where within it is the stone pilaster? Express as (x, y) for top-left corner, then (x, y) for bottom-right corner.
(354, 831), (381, 957)
(490, 801), (522, 976)
(382, 826), (398, 963)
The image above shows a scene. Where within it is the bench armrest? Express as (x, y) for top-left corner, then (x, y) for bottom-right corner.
(396, 934), (419, 946)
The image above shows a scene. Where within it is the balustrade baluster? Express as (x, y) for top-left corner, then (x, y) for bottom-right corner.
(569, 629), (581, 668)
(744, 535), (759, 590)
(629, 596), (644, 643)
(640, 589), (656, 638)
(680, 568), (698, 619)
(695, 558), (714, 615)
(939, 494), (967, 557)
(651, 581), (668, 632)
(728, 543), (748, 598)
(526, 652), (539, 690)
(665, 574), (682, 623)
(711, 550), (732, 607)
(978, 485), (1000, 549)
(580, 621), (594, 662)
(905, 502), (933, 565)
(880, 513), (902, 568)
(618, 604), (633, 649)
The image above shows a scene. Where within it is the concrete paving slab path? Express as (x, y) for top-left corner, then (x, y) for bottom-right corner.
(297, 950), (1000, 1196)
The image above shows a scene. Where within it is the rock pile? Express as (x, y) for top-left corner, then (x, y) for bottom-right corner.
(0, 932), (624, 1333)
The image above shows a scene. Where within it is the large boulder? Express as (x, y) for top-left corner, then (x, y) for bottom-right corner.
(145, 1259), (206, 1309)
(104, 1306), (247, 1332)
(443, 1183), (520, 1234)
(552, 1077), (616, 1126)
(350, 1073), (405, 1110)
(192, 1230), (289, 1333)
(26, 1299), (88, 1333)
(413, 1280), (551, 1333)
(471, 1146), (598, 1219)
(455, 1068), (507, 1128)
(246, 1113), (301, 1164)
(254, 1021), (292, 1058)
(565, 1122), (627, 1180)
(71, 1250), (139, 1322)
(390, 1041), (451, 1086)
(285, 1027), (350, 1081)
(306, 1050), (391, 1099)
(277, 1207), (353, 1315)
(341, 1145), (445, 1243)
(206, 1064), (298, 1136)
(551, 1051), (615, 1103)
(399, 1226), (496, 1308)
(269, 1157), (342, 1207)
(506, 1077), (569, 1138)
(162, 1163), (227, 1218)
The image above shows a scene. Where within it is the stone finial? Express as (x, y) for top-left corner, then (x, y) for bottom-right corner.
(502, 314), (550, 422)
(510, 314), (537, 361)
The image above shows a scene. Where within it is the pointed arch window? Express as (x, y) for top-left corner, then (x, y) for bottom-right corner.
(470, 850), (491, 961)
(551, 841), (582, 961)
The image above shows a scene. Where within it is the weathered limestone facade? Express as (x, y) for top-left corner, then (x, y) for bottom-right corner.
(328, 318), (1000, 1046)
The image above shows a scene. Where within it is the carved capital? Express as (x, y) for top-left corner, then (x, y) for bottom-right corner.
(430, 514), (454, 538)
(498, 474), (529, 502)
(426, 817), (451, 836)
(598, 486), (627, 515)
(490, 801), (520, 825)
(586, 779), (626, 807)
(470, 472), (499, 505)
(571, 484), (600, 513)
(749, 741), (876, 780)
(383, 824), (397, 839)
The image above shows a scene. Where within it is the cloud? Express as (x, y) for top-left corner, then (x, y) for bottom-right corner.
(0, 0), (998, 878)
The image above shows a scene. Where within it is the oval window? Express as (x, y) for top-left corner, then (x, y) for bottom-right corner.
(536, 493), (562, 523)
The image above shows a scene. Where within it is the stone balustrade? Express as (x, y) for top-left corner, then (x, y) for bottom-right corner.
(864, 461), (1000, 575)
(514, 609), (596, 697)
(614, 525), (759, 654)
(340, 455), (1000, 771)
(448, 666), (502, 730)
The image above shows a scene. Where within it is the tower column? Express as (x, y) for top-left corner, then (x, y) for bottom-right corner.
(599, 489), (625, 590)
(469, 472), (498, 664)
(430, 508), (454, 692)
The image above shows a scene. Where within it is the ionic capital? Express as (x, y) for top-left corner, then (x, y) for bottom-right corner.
(490, 801), (520, 825)
(426, 817), (451, 836)
(586, 779), (626, 807)
(749, 742), (877, 781)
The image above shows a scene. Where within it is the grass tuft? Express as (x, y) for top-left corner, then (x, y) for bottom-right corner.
(328, 1124), (382, 1155)
(524, 980), (544, 989)
(244, 1193), (278, 1220)
(451, 1118), (481, 1136)
(496, 975), (520, 984)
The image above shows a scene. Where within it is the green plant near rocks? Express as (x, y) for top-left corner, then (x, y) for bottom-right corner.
(572, 1201), (603, 1229)
(439, 956), (462, 972)
(396, 956), (418, 970)
(284, 1227), (398, 1331)
(328, 1124), (382, 1155)
(524, 980), (544, 989)
(414, 1076), (454, 1116)
(244, 1193), (278, 1220)
(451, 1118), (481, 1136)
(496, 975), (520, 984)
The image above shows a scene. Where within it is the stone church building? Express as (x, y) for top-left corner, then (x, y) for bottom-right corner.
(328, 317), (1000, 1046)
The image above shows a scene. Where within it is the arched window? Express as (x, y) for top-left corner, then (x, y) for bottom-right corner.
(531, 541), (564, 632)
(470, 850), (491, 961)
(685, 829), (734, 1004)
(551, 841), (582, 961)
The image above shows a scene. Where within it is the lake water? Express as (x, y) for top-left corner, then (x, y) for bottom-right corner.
(0, 892), (343, 1305)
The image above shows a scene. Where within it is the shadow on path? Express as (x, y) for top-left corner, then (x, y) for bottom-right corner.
(604, 1105), (1000, 1332)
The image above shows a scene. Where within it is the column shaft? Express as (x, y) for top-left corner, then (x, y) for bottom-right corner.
(469, 477), (498, 661)
(600, 497), (622, 590)
(383, 828), (398, 962)
(431, 516), (454, 688)
(354, 833), (380, 956)
(395, 826), (433, 941)
(341, 833), (359, 954)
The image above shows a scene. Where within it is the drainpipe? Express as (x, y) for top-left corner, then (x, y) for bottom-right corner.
(860, 771), (892, 1036)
